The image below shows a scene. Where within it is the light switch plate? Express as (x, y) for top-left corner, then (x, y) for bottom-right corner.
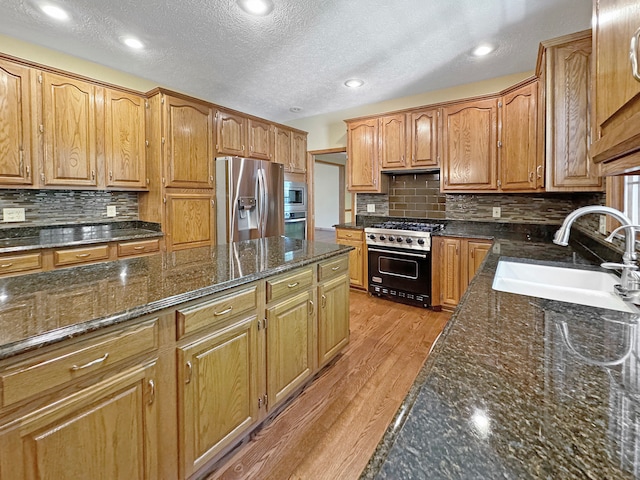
(367, 204), (376, 213)
(107, 205), (117, 217)
(492, 207), (501, 218)
(599, 215), (607, 234)
(3, 208), (25, 222)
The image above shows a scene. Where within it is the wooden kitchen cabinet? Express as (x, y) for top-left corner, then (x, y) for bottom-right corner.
(274, 127), (307, 173)
(498, 80), (543, 191)
(177, 315), (259, 478)
(380, 113), (407, 169)
(346, 118), (386, 192)
(539, 31), (602, 191)
(317, 272), (350, 368)
(432, 236), (492, 310)
(164, 191), (215, 251)
(591, 0), (640, 172)
(216, 109), (247, 157)
(0, 59), (36, 187)
(408, 108), (439, 168)
(441, 98), (498, 191)
(104, 88), (147, 189)
(335, 228), (366, 289)
(248, 118), (273, 161)
(274, 127), (292, 170)
(41, 72), (100, 188)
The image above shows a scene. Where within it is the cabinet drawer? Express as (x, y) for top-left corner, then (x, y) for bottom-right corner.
(0, 252), (42, 276)
(318, 255), (349, 282)
(176, 285), (258, 338)
(266, 267), (314, 303)
(0, 319), (158, 407)
(336, 229), (363, 241)
(54, 244), (110, 267)
(118, 239), (160, 257)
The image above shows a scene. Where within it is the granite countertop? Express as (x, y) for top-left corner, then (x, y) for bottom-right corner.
(0, 237), (351, 361)
(0, 221), (164, 254)
(363, 228), (640, 479)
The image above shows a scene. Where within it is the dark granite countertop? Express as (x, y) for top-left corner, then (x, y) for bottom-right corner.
(363, 228), (640, 479)
(0, 221), (163, 254)
(0, 237), (351, 361)
(333, 222), (363, 230)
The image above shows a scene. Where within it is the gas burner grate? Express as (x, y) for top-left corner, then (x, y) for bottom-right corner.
(370, 221), (444, 232)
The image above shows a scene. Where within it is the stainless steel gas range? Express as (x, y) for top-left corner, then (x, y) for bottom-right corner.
(364, 221), (444, 308)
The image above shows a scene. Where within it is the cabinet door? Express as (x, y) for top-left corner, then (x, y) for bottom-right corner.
(274, 127), (292, 171)
(546, 37), (602, 191)
(165, 96), (213, 188)
(248, 118), (272, 160)
(499, 82), (540, 191)
(466, 240), (491, 286)
(380, 114), (406, 169)
(594, 0), (640, 135)
(440, 237), (462, 308)
(165, 192), (215, 251)
(266, 290), (314, 408)
(42, 72), (99, 187)
(104, 89), (146, 189)
(347, 119), (381, 192)
(318, 274), (350, 367)
(1, 363), (157, 480)
(216, 110), (247, 157)
(291, 131), (307, 173)
(408, 108), (439, 168)
(442, 98), (498, 191)
(336, 238), (364, 288)
(0, 59), (35, 186)
(178, 316), (259, 478)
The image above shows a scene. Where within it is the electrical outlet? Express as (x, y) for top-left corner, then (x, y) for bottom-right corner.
(107, 205), (117, 218)
(599, 215), (607, 235)
(367, 204), (376, 213)
(3, 208), (25, 222)
(492, 207), (501, 218)
(492, 243), (501, 254)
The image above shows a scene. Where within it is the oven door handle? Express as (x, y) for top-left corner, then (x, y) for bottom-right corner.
(368, 247), (427, 259)
(285, 218), (306, 223)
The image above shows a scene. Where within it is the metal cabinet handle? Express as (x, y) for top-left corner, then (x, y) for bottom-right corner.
(287, 282), (299, 288)
(214, 306), (233, 316)
(70, 353), (109, 371)
(631, 26), (640, 82)
(321, 294), (327, 308)
(75, 253), (91, 258)
(308, 300), (314, 315)
(133, 246), (146, 250)
(0, 263), (14, 268)
(536, 165), (543, 178)
(148, 379), (155, 405)
(185, 361), (193, 384)
(529, 171), (534, 182)
(331, 265), (340, 271)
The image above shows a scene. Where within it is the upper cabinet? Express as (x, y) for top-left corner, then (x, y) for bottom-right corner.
(41, 72), (99, 188)
(216, 109), (246, 157)
(539, 31), (602, 191)
(498, 80), (543, 192)
(0, 58), (36, 187)
(274, 127), (292, 170)
(441, 97), (498, 191)
(591, 0), (640, 173)
(408, 108), (439, 168)
(248, 118), (273, 161)
(164, 95), (214, 189)
(380, 113), (406, 170)
(104, 89), (147, 189)
(346, 118), (386, 193)
(273, 127), (306, 173)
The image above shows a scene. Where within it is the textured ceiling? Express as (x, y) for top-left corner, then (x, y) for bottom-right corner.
(0, 0), (592, 123)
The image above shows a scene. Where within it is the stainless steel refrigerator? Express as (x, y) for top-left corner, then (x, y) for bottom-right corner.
(215, 157), (285, 244)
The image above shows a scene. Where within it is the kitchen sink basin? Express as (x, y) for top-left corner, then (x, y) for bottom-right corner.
(492, 259), (639, 313)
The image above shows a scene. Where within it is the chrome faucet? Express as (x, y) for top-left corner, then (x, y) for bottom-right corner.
(554, 206), (639, 301)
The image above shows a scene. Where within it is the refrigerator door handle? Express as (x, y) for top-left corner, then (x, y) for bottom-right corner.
(257, 168), (265, 237)
(260, 168), (268, 235)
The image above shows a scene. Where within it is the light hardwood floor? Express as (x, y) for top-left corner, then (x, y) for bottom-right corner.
(206, 290), (450, 480)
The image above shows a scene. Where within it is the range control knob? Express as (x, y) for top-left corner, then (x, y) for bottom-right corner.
(406, 238), (413, 244)
(368, 234), (376, 240)
(379, 235), (386, 241)
(417, 238), (425, 245)
(396, 237), (403, 242)
(388, 236), (395, 242)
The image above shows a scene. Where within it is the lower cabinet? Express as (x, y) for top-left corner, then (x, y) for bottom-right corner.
(0, 362), (158, 480)
(432, 236), (492, 310)
(335, 228), (367, 289)
(317, 273), (350, 368)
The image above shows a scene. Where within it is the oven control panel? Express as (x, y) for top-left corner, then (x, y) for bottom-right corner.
(364, 228), (432, 251)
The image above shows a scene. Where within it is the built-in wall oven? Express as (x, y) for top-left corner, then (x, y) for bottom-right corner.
(284, 211), (307, 239)
(284, 181), (307, 239)
(365, 221), (443, 308)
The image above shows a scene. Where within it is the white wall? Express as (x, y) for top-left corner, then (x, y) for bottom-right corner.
(314, 163), (340, 229)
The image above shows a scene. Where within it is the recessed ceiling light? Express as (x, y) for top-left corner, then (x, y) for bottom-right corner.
(236, 0), (274, 16)
(40, 4), (69, 20)
(123, 37), (144, 50)
(289, 106), (303, 113)
(344, 78), (364, 88)
(473, 44), (494, 57)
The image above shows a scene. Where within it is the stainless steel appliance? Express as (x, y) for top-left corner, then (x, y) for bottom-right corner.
(365, 221), (444, 308)
(284, 181), (307, 213)
(215, 157), (284, 243)
(284, 210), (307, 240)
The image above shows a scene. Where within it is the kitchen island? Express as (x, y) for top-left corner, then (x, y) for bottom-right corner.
(363, 227), (640, 479)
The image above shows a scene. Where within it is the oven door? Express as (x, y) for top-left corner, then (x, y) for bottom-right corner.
(284, 217), (306, 240)
(368, 245), (432, 306)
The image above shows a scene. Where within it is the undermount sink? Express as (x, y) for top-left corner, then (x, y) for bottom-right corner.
(492, 259), (639, 314)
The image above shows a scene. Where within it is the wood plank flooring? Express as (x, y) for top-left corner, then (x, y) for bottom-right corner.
(206, 290), (450, 480)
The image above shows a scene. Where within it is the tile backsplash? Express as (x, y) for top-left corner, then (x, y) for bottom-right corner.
(0, 190), (139, 228)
